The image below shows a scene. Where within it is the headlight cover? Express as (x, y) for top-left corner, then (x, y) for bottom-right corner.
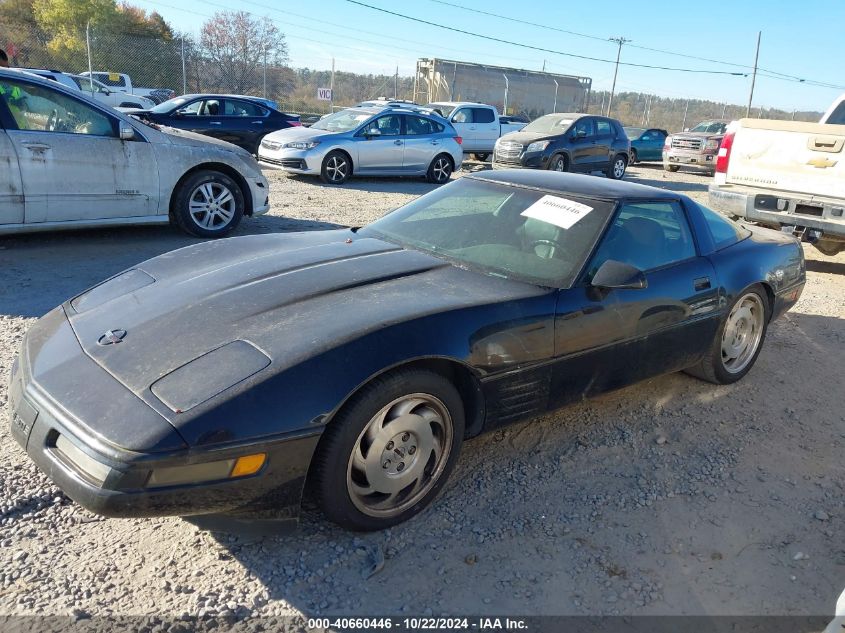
(704, 139), (721, 150)
(526, 140), (550, 153)
(284, 141), (320, 150)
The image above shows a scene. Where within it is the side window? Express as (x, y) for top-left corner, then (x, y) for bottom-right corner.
(94, 73), (126, 89)
(223, 100), (267, 117)
(824, 101), (845, 125)
(589, 202), (696, 275)
(405, 115), (443, 135)
(472, 107), (495, 124)
(695, 202), (750, 250)
(572, 118), (594, 138)
(451, 109), (472, 124)
(595, 119), (612, 137)
(0, 78), (116, 137)
(363, 114), (402, 136)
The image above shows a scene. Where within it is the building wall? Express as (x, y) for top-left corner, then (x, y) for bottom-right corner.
(415, 58), (591, 118)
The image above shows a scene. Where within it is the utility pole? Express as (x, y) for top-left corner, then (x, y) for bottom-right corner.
(607, 36), (630, 117)
(85, 21), (94, 91)
(600, 93), (606, 116)
(330, 57), (335, 113)
(722, 102), (727, 118)
(746, 31), (761, 117)
(181, 37), (187, 95)
(262, 45), (267, 99)
(681, 99), (690, 131)
(394, 65), (398, 99)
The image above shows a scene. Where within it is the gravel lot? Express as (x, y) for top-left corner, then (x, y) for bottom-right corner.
(1, 162), (843, 620)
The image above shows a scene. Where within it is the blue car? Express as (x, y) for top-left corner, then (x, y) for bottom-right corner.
(624, 127), (668, 164)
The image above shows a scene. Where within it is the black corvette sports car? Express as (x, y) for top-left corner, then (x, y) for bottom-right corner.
(9, 171), (805, 531)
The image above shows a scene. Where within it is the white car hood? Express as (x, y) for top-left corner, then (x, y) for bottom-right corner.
(157, 125), (252, 157)
(262, 125), (336, 144)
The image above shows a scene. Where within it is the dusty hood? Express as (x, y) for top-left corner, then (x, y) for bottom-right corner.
(262, 125), (335, 144)
(65, 231), (544, 405)
(157, 126), (251, 156)
(498, 130), (556, 145)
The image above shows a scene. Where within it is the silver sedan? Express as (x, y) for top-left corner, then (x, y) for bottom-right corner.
(258, 106), (463, 185)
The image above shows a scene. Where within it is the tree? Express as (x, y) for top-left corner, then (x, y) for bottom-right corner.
(199, 11), (288, 95)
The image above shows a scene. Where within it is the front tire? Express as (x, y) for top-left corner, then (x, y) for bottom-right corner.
(685, 286), (769, 384)
(548, 154), (568, 172)
(173, 170), (244, 238)
(312, 369), (465, 531)
(607, 154), (627, 180)
(471, 153), (490, 162)
(321, 150), (351, 184)
(427, 154), (454, 184)
(664, 164), (680, 172)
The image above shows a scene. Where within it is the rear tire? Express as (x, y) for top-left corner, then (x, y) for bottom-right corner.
(664, 164), (680, 172)
(630, 149), (638, 164)
(312, 369), (465, 531)
(321, 150), (351, 184)
(173, 170), (244, 238)
(606, 154), (627, 180)
(427, 154), (454, 184)
(471, 153), (490, 162)
(685, 285), (769, 384)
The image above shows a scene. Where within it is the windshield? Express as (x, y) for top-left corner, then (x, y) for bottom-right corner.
(689, 121), (727, 134)
(624, 127), (645, 139)
(521, 114), (574, 135)
(358, 178), (614, 287)
(424, 103), (456, 118)
(311, 110), (373, 132)
(151, 97), (189, 113)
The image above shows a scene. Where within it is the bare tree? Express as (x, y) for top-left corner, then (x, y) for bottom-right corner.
(199, 11), (287, 94)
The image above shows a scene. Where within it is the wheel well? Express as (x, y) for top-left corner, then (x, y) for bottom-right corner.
(433, 152), (454, 168)
(759, 282), (776, 321)
(169, 163), (254, 218)
(324, 148), (354, 176)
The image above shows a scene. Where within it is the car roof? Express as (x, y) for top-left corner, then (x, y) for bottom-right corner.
(427, 101), (492, 107)
(468, 170), (681, 202)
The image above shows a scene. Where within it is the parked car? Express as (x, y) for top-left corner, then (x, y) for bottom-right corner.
(0, 68), (269, 238)
(18, 68), (80, 91)
(624, 127), (668, 163)
(9, 170), (805, 531)
(126, 94), (301, 155)
(356, 98), (420, 109)
(663, 119), (729, 175)
(493, 113), (631, 179)
(708, 95), (845, 256)
(422, 101), (527, 160)
(258, 106), (463, 185)
(79, 71), (171, 104)
(69, 75), (156, 109)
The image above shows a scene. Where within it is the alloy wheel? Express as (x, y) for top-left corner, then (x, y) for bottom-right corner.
(189, 182), (236, 230)
(613, 158), (626, 179)
(346, 393), (453, 518)
(721, 293), (765, 374)
(432, 157), (452, 182)
(326, 155), (348, 182)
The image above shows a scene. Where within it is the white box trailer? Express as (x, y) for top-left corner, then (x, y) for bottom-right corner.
(413, 58), (591, 119)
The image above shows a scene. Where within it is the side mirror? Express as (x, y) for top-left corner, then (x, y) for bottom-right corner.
(119, 122), (135, 141)
(683, 127), (690, 132)
(365, 128), (381, 138)
(572, 129), (587, 139)
(591, 259), (647, 290)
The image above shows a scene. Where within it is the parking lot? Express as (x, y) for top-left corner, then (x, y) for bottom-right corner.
(1, 163), (843, 619)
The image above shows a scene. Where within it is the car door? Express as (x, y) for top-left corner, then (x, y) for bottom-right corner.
(401, 114), (444, 173)
(568, 118), (595, 172)
(471, 107), (499, 152)
(353, 113), (404, 173)
(0, 125), (24, 224)
(221, 98), (269, 152)
(640, 129), (665, 160)
(168, 98), (224, 139)
(593, 118), (615, 168)
(0, 76), (159, 222)
(565, 200), (721, 392)
(449, 107), (475, 150)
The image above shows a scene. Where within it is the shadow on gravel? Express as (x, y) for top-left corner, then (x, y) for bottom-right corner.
(626, 173), (709, 193)
(284, 174), (445, 195)
(0, 216), (345, 318)
(806, 258), (845, 276)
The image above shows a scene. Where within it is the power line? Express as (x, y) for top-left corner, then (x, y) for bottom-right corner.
(344, 0), (748, 76)
(423, 0), (845, 90)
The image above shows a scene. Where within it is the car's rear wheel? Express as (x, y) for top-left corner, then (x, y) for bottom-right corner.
(549, 154), (568, 172)
(427, 154), (454, 184)
(313, 369), (465, 531)
(321, 150), (351, 184)
(664, 164), (680, 172)
(607, 154), (627, 179)
(173, 170), (244, 238)
(471, 153), (490, 162)
(685, 286), (769, 384)
(630, 148), (638, 164)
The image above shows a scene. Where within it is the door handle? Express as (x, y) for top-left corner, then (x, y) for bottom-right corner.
(21, 142), (51, 151)
(469, 126), (476, 130)
(694, 277), (711, 291)
(430, 140), (440, 145)
(209, 121), (222, 125)
(394, 140), (403, 146)
(251, 120), (263, 124)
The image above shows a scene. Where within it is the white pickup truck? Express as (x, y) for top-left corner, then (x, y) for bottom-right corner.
(423, 101), (527, 160)
(79, 71), (173, 104)
(708, 94), (845, 256)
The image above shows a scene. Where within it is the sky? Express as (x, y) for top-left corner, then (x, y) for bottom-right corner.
(130, 0), (845, 112)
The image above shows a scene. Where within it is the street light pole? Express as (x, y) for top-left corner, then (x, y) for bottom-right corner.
(607, 36), (630, 117)
(746, 31), (761, 118)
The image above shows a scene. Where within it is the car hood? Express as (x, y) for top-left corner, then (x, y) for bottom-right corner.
(672, 131), (724, 139)
(156, 126), (249, 154)
(262, 125), (339, 144)
(65, 231), (545, 410)
(499, 130), (557, 145)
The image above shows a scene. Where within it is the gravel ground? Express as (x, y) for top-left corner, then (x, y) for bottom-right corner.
(1, 162), (843, 619)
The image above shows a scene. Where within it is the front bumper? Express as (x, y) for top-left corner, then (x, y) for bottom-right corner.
(258, 147), (321, 175)
(663, 150), (716, 171)
(708, 183), (845, 240)
(248, 174), (270, 216)
(492, 151), (548, 170)
(8, 309), (319, 519)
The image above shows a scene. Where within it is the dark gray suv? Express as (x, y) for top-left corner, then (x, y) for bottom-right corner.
(493, 113), (631, 179)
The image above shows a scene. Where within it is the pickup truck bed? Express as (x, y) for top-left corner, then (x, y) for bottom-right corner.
(709, 118), (845, 256)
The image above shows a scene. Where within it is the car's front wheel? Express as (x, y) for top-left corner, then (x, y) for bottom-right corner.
(685, 286), (769, 384)
(664, 164), (680, 172)
(471, 153), (490, 162)
(549, 154), (568, 172)
(312, 369), (465, 531)
(321, 150), (351, 184)
(173, 170), (244, 238)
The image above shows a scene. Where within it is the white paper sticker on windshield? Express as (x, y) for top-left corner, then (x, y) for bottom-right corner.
(520, 195), (594, 230)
